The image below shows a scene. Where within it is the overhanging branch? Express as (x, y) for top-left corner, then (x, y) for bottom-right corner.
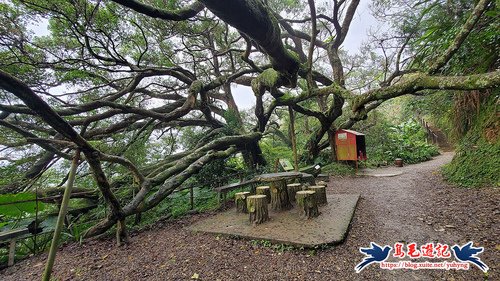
(111, 0), (204, 21)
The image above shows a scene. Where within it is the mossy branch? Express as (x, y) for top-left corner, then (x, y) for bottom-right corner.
(111, 0), (204, 21)
(352, 71), (500, 112)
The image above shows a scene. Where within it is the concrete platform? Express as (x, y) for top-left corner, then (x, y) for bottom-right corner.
(188, 194), (359, 247)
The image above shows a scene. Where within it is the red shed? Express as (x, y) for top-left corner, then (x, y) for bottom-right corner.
(335, 129), (367, 161)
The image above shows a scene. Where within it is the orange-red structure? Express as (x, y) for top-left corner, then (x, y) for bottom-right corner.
(335, 129), (367, 161)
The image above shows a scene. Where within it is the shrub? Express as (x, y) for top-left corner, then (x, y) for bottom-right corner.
(365, 119), (439, 166)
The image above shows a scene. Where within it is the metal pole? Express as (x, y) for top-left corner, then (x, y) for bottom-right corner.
(42, 149), (80, 281)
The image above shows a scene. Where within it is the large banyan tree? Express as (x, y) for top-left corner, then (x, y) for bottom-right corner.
(0, 0), (498, 240)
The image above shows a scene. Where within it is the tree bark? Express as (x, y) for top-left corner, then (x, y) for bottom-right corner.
(247, 195), (269, 225)
(246, 140), (267, 168)
(308, 185), (327, 206)
(270, 180), (292, 211)
(304, 124), (328, 162)
(351, 71), (500, 113)
(327, 129), (337, 161)
(300, 174), (316, 186)
(255, 186), (271, 203)
(286, 183), (302, 203)
(116, 219), (129, 246)
(111, 0), (204, 21)
(315, 180), (327, 187)
(296, 190), (319, 219)
(200, 0), (299, 86)
(235, 191), (251, 213)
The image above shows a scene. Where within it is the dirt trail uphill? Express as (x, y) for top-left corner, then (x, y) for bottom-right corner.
(1, 152), (498, 281)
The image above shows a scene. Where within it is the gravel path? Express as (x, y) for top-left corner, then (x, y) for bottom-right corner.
(1, 152), (498, 281)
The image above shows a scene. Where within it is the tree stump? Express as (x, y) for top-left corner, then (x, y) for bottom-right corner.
(235, 191), (251, 213)
(255, 186), (271, 203)
(270, 180), (292, 211)
(296, 190), (319, 219)
(300, 174), (315, 185)
(286, 183), (302, 203)
(315, 180), (327, 187)
(247, 195), (269, 225)
(309, 185), (327, 205)
(316, 173), (330, 182)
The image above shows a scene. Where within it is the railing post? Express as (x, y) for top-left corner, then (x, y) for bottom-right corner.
(8, 239), (16, 266)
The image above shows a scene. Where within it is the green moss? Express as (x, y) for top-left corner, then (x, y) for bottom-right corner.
(286, 49), (300, 64)
(259, 68), (281, 88)
(277, 92), (295, 103)
(190, 80), (204, 93)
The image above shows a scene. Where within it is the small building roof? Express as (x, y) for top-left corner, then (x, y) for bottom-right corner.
(337, 129), (365, 136)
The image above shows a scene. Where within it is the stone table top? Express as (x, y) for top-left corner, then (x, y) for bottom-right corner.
(253, 171), (311, 182)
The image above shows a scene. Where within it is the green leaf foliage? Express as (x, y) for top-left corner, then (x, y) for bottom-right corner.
(0, 192), (45, 218)
(443, 92), (500, 187)
(356, 110), (439, 167)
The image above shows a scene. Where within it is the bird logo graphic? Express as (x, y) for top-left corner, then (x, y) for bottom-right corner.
(451, 242), (489, 272)
(355, 242), (392, 273)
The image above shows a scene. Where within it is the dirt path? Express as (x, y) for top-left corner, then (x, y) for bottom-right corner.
(1, 152), (498, 281)
(428, 124), (453, 151)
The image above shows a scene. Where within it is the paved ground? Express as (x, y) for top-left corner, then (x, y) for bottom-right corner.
(189, 194), (359, 246)
(357, 166), (404, 177)
(1, 152), (498, 280)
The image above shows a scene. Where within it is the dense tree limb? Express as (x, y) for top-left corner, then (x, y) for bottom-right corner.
(352, 71), (500, 112)
(0, 69), (125, 224)
(110, 0), (204, 21)
(200, 0), (300, 86)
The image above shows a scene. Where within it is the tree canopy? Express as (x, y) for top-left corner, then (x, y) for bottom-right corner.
(0, 0), (498, 239)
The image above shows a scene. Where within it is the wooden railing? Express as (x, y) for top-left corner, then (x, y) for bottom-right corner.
(418, 117), (439, 144)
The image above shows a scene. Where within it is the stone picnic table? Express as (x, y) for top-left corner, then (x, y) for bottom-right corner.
(253, 171), (313, 211)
